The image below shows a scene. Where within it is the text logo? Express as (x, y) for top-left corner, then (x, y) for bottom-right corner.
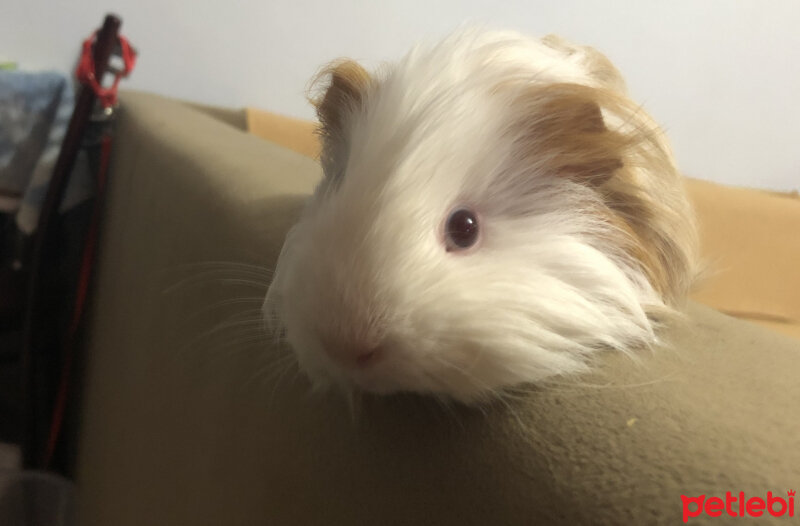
(682, 491), (795, 523)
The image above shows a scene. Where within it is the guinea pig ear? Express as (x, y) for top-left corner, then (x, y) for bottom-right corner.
(310, 59), (371, 140)
(308, 60), (371, 177)
(514, 84), (627, 186)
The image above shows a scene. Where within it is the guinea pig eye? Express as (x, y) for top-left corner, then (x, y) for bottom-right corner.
(445, 208), (479, 251)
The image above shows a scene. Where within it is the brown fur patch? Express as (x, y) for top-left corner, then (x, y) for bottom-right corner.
(511, 83), (631, 185)
(308, 60), (372, 176)
(310, 60), (371, 139)
(600, 207), (669, 297)
(507, 82), (698, 304)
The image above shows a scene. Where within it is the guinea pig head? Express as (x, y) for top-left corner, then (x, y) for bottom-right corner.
(264, 31), (698, 402)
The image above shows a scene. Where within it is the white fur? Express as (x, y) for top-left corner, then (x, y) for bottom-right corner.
(265, 28), (684, 402)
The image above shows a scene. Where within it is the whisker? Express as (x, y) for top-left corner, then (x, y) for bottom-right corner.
(539, 368), (680, 392)
(429, 355), (527, 429)
(156, 260), (274, 295)
(161, 260), (274, 274)
(176, 317), (269, 357)
(269, 356), (301, 405)
(162, 274), (270, 295)
(244, 352), (296, 390)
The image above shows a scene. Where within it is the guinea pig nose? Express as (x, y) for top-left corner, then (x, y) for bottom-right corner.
(349, 344), (383, 368)
(323, 338), (383, 368)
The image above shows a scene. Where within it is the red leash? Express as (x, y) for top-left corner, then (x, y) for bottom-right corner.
(43, 30), (135, 467)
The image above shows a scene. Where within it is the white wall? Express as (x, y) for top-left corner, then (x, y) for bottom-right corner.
(3, 0), (799, 191)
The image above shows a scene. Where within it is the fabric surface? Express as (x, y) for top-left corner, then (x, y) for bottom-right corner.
(75, 92), (800, 525)
(244, 107), (800, 340)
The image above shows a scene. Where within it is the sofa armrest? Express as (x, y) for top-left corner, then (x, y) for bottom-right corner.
(76, 92), (800, 526)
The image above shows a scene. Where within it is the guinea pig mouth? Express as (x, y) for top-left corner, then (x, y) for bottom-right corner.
(336, 348), (404, 392)
(355, 349), (378, 366)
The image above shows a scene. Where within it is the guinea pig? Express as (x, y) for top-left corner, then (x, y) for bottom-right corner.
(264, 28), (699, 403)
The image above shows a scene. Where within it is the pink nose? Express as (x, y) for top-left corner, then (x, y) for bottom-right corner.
(324, 341), (382, 368)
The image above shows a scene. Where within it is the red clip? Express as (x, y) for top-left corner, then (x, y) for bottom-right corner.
(76, 31), (137, 108)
